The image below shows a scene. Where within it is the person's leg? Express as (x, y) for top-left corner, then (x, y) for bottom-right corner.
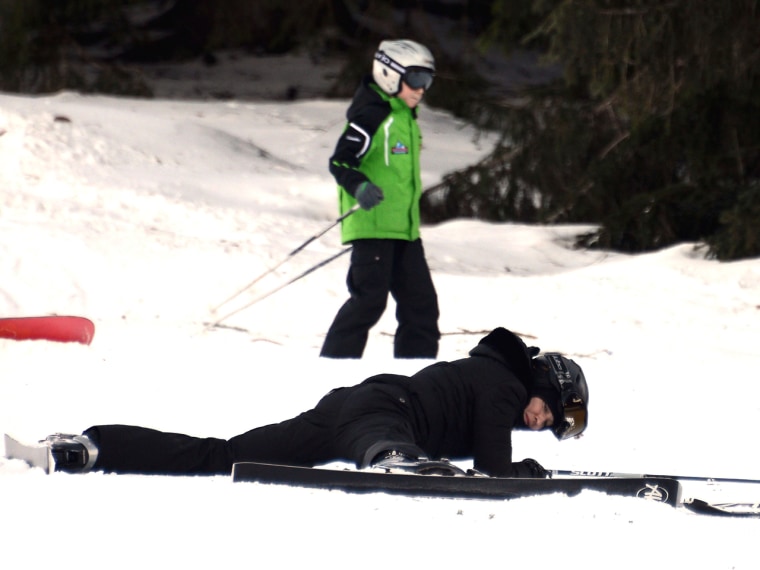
(227, 387), (350, 466)
(85, 387), (354, 474)
(84, 425), (233, 475)
(391, 240), (440, 358)
(320, 240), (394, 358)
(332, 379), (424, 468)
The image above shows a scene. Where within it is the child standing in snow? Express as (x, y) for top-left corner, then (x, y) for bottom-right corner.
(320, 39), (440, 359)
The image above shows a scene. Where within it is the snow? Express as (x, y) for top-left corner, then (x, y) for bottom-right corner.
(1, 88), (759, 569)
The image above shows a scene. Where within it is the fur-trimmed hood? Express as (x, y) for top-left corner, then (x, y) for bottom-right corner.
(469, 327), (538, 393)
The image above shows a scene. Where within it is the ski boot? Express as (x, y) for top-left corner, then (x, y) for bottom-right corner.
(371, 450), (466, 476)
(42, 433), (99, 474)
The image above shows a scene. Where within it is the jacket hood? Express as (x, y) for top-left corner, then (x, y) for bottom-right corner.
(469, 327), (538, 393)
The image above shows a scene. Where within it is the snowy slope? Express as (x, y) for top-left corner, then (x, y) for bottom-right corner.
(1, 91), (759, 569)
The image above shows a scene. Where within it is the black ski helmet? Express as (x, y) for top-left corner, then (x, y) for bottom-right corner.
(532, 353), (589, 440)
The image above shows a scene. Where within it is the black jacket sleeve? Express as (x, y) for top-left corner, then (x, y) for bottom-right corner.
(470, 379), (525, 477)
(328, 82), (391, 196)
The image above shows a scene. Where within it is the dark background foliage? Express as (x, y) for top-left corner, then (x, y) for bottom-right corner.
(1, 0), (757, 260)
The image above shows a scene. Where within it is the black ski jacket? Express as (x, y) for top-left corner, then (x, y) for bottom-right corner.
(382, 328), (536, 477)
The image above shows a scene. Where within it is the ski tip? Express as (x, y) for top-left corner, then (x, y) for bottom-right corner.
(682, 498), (760, 518)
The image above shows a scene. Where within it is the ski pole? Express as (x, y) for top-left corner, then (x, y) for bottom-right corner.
(551, 469), (760, 485)
(206, 246), (352, 330)
(211, 205), (359, 315)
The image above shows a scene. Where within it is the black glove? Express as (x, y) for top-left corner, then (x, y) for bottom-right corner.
(354, 181), (384, 210)
(513, 458), (549, 478)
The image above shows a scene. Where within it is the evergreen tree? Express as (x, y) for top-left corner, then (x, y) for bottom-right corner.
(0, 0), (154, 94)
(429, 0), (760, 260)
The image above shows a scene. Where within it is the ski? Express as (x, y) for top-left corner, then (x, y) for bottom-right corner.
(4, 434), (53, 474)
(231, 461), (682, 506)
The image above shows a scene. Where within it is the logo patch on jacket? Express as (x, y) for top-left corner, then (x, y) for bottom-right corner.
(391, 141), (409, 155)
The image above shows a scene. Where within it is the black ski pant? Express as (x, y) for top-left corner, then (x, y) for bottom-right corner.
(83, 375), (426, 475)
(320, 238), (440, 359)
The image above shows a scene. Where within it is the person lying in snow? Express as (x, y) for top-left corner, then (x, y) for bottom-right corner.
(42, 328), (589, 478)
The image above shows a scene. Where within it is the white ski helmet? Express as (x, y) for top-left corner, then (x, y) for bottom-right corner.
(372, 39), (435, 95)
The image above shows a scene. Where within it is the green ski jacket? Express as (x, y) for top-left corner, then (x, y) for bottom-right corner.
(328, 77), (424, 243)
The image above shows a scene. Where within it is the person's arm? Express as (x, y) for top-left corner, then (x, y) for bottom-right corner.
(329, 122), (371, 193)
(471, 388), (520, 477)
(328, 103), (389, 197)
(470, 383), (549, 478)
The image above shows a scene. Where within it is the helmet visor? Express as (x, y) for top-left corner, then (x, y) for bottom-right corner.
(553, 392), (587, 440)
(403, 68), (435, 90)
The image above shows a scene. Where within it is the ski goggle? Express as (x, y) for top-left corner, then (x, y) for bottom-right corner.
(553, 391), (587, 440)
(403, 67), (435, 90)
